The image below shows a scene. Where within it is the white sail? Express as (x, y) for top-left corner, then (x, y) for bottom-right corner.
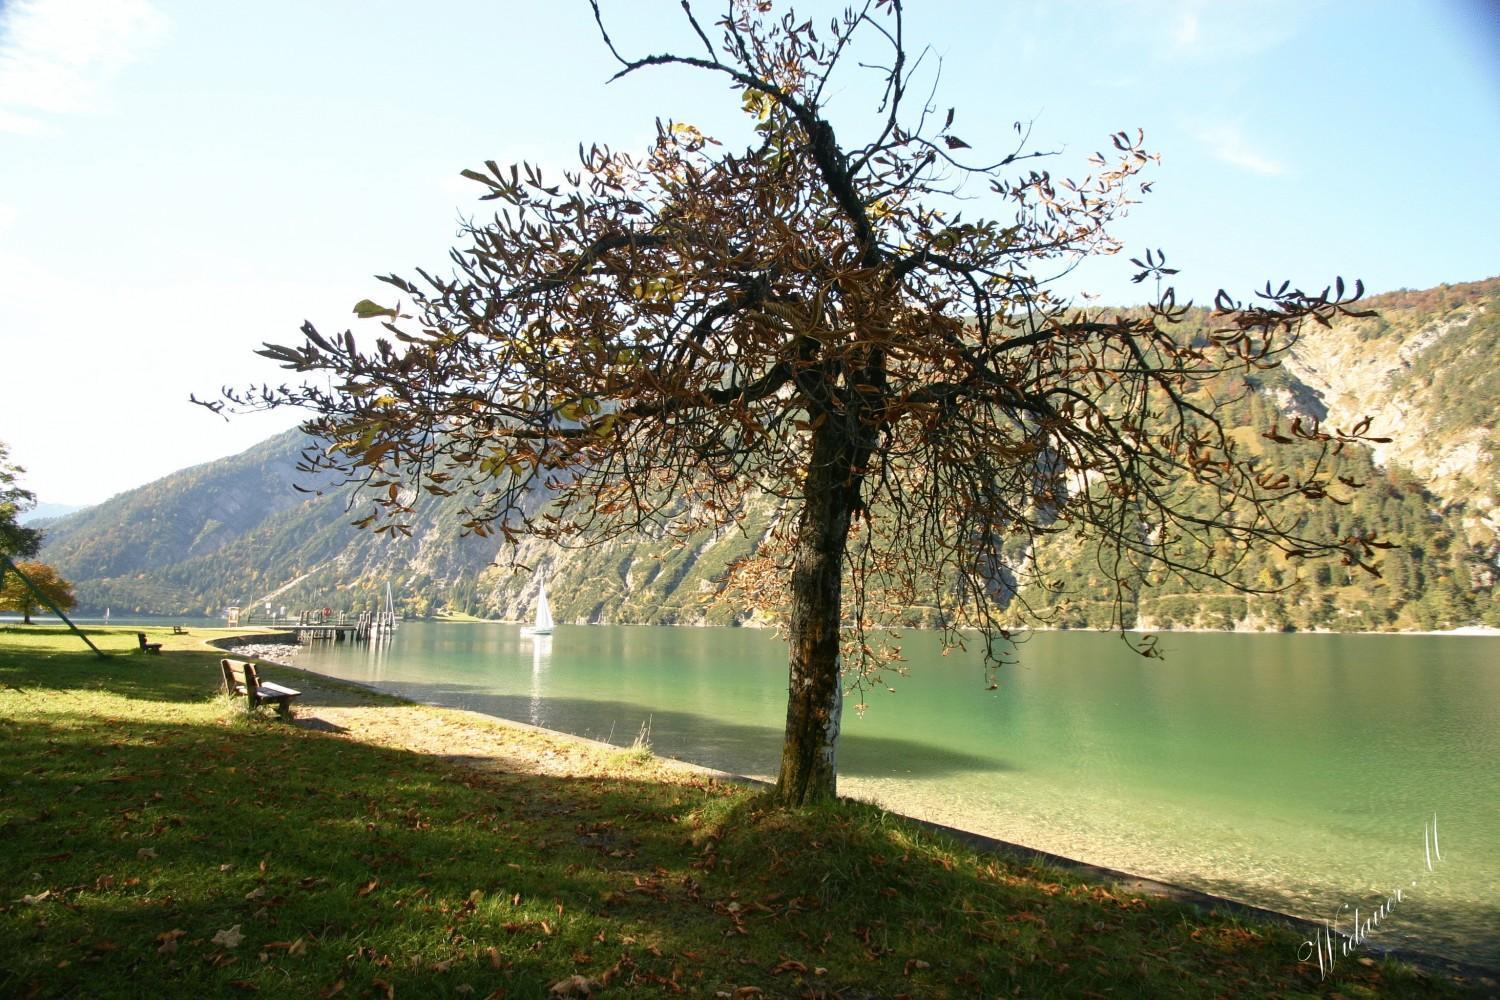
(532, 581), (554, 635)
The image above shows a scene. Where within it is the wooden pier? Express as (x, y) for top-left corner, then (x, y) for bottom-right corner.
(234, 609), (399, 643)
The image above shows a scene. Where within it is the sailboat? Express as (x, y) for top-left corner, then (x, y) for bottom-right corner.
(526, 580), (554, 636)
(383, 580), (399, 632)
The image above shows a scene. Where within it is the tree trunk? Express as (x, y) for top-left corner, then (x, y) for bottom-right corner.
(776, 419), (860, 805)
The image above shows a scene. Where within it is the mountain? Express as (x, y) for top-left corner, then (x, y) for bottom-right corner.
(19, 502), (85, 525)
(38, 277), (1500, 631)
(1280, 282), (1496, 515)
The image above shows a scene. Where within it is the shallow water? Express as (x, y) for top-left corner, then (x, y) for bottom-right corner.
(297, 624), (1500, 967)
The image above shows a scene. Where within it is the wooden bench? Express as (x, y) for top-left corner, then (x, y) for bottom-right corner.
(171, 625), (188, 635)
(220, 658), (301, 717)
(136, 632), (163, 655)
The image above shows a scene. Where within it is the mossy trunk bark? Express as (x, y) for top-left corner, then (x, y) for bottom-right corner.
(775, 419), (859, 805)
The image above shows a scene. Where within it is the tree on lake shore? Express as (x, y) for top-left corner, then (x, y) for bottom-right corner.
(0, 560), (76, 625)
(207, 1), (1387, 804)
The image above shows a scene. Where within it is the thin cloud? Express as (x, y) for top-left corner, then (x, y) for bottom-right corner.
(0, 0), (168, 133)
(1173, 9), (1201, 49)
(1196, 123), (1286, 176)
(1094, 0), (1316, 61)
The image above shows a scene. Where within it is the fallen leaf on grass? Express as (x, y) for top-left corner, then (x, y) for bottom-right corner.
(318, 979), (345, 998)
(903, 958), (931, 976)
(244, 887), (266, 901)
(156, 928), (187, 955)
(356, 879), (380, 897)
(20, 890), (51, 905)
(138, 848), (158, 860)
(213, 925), (244, 948)
(548, 975), (602, 998)
(260, 937), (306, 956)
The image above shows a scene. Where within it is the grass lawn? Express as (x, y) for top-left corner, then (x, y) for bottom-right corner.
(0, 625), (1474, 998)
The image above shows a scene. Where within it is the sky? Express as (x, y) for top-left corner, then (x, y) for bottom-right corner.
(1, 0), (1497, 509)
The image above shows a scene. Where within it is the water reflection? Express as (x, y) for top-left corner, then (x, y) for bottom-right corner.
(364, 631), (392, 683)
(529, 634), (551, 727)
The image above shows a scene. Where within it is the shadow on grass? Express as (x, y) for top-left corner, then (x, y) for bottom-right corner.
(0, 711), (731, 998)
(0, 645), (221, 704)
(0, 709), (1422, 1000)
(0, 637), (356, 709)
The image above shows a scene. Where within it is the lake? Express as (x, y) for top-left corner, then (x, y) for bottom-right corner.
(295, 624), (1500, 968)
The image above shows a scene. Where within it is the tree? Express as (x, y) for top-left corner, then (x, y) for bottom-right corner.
(0, 441), (43, 560)
(0, 560), (76, 625)
(207, 2), (1387, 804)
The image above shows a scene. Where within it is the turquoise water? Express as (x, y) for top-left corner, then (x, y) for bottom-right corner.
(297, 624), (1500, 966)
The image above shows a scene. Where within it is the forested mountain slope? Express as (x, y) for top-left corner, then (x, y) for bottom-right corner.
(39, 277), (1499, 630)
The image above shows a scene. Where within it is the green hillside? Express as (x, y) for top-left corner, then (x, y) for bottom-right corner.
(37, 278), (1499, 631)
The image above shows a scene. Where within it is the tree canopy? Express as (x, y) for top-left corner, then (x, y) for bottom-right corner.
(208, 1), (1387, 804)
(0, 441), (43, 560)
(0, 560), (76, 625)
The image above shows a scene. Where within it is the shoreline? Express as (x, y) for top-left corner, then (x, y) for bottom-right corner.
(10, 614), (1499, 640)
(211, 632), (1499, 981)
